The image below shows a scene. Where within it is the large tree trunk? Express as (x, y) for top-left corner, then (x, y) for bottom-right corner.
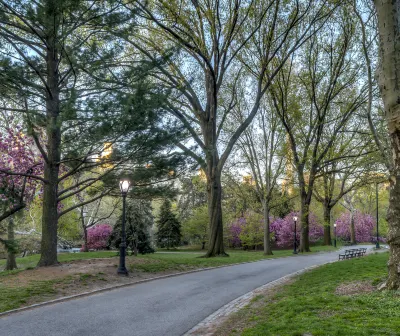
(299, 199), (311, 252)
(38, 28), (61, 267)
(82, 226), (89, 252)
(205, 173), (226, 257)
(5, 217), (17, 271)
(350, 209), (356, 245)
(263, 201), (273, 255)
(374, 0), (400, 290)
(323, 204), (332, 246)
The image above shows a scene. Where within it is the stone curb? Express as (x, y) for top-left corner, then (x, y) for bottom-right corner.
(0, 253), (321, 318)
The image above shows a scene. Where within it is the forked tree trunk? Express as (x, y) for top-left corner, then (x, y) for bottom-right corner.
(299, 200), (311, 252)
(323, 205), (332, 246)
(205, 173), (226, 257)
(5, 217), (17, 271)
(263, 201), (273, 255)
(38, 29), (61, 267)
(374, 0), (400, 290)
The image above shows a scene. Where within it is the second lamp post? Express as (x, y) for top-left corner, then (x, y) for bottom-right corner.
(118, 179), (131, 276)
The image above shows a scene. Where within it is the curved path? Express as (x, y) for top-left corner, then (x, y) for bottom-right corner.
(0, 246), (374, 336)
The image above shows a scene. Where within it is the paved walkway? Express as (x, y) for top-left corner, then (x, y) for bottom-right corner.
(0, 246), (376, 336)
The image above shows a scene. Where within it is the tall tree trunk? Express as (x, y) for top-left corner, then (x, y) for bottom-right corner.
(38, 29), (61, 267)
(374, 0), (400, 290)
(350, 209), (356, 245)
(205, 173), (226, 257)
(323, 204), (332, 246)
(263, 201), (273, 255)
(83, 226), (89, 252)
(5, 217), (17, 271)
(299, 199), (311, 252)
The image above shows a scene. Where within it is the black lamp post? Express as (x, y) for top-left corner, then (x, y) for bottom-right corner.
(118, 179), (131, 275)
(376, 182), (380, 249)
(293, 216), (298, 254)
(333, 223), (337, 248)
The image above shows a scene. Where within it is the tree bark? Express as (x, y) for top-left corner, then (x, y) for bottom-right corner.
(5, 216), (17, 271)
(350, 209), (356, 245)
(205, 173), (226, 257)
(374, 0), (400, 290)
(323, 205), (332, 246)
(38, 22), (61, 266)
(83, 226), (89, 252)
(263, 201), (273, 255)
(299, 199), (311, 252)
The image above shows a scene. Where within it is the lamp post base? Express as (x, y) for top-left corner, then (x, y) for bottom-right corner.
(293, 251), (298, 254)
(117, 267), (129, 276)
(375, 242), (380, 249)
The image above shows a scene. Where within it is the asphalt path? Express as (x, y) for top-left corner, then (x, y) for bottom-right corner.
(0, 246), (375, 336)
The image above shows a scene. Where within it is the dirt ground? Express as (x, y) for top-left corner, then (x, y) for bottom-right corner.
(2, 257), (188, 308)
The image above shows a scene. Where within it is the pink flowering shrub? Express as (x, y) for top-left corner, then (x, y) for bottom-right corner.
(85, 224), (112, 250)
(227, 217), (246, 248)
(270, 211), (324, 247)
(334, 211), (375, 243)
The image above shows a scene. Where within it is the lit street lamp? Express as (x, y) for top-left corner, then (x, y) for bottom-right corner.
(333, 223), (337, 248)
(293, 216), (298, 254)
(376, 182), (380, 249)
(118, 179), (131, 275)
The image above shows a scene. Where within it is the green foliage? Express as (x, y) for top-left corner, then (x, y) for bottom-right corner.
(181, 205), (209, 248)
(239, 213), (264, 250)
(108, 199), (155, 255)
(156, 199), (181, 249)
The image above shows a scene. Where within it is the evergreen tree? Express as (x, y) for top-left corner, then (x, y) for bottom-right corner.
(156, 199), (181, 249)
(109, 199), (154, 255)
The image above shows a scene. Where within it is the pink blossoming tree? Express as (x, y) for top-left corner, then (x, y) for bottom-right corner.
(334, 211), (375, 243)
(84, 224), (113, 250)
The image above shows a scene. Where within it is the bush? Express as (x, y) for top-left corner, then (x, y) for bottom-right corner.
(84, 224), (112, 250)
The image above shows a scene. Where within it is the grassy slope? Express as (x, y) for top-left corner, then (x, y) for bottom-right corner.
(226, 252), (399, 336)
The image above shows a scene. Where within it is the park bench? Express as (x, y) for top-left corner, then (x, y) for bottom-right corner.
(338, 248), (367, 260)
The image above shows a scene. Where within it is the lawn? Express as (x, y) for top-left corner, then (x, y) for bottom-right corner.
(0, 246), (338, 313)
(217, 252), (399, 336)
(0, 245), (337, 272)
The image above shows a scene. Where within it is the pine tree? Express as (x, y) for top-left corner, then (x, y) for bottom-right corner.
(156, 199), (181, 249)
(109, 200), (154, 255)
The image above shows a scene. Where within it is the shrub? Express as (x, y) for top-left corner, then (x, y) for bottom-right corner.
(85, 224), (112, 250)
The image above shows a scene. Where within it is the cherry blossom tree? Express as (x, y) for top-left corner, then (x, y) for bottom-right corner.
(84, 224), (113, 251)
(335, 211), (375, 243)
(271, 212), (324, 248)
(0, 126), (43, 269)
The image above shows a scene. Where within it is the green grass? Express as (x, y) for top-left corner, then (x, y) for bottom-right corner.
(233, 252), (399, 336)
(134, 246), (337, 272)
(0, 278), (58, 313)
